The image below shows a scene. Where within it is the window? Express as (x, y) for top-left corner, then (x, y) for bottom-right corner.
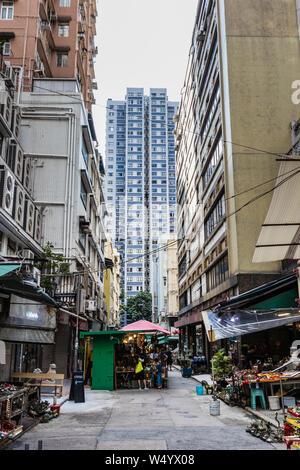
(205, 194), (226, 239)
(59, 0), (71, 6)
(82, 140), (88, 167)
(2, 41), (10, 55)
(1, 1), (14, 20)
(79, 227), (86, 251)
(58, 23), (69, 37)
(56, 52), (68, 67)
(80, 180), (88, 208)
(207, 255), (229, 291)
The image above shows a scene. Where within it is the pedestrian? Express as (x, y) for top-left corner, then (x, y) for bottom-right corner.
(135, 356), (148, 390)
(155, 359), (163, 389)
(166, 348), (173, 371)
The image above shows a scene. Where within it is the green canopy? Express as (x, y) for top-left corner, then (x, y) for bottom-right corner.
(0, 270), (58, 307)
(0, 264), (21, 277)
(168, 335), (179, 342)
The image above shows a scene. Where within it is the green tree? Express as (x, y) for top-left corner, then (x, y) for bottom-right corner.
(126, 291), (152, 323)
(35, 242), (71, 296)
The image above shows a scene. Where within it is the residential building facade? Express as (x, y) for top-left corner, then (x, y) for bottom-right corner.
(104, 233), (121, 329)
(0, 59), (55, 382)
(0, 0), (98, 111)
(104, 88), (178, 324)
(18, 78), (106, 375)
(174, 0), (300, 361)
(166, 239), (179, 331)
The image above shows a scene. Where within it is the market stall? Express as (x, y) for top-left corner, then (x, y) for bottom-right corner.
(0, 381), (59, 447)
(207, 345), (300, 412)
(80, 320), (171, 391)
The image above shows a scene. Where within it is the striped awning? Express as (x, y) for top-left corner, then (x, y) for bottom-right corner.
(253, 161), (300, 263)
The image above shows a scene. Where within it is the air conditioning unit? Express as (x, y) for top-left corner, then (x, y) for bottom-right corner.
(0, 166), (15, 215)
(34, 207), (42, 244)
(85, 299), (96, 312)
(11, 107), (21, 139)
(80, 289), (86, 314)
(24, 197), (35, 237)
(13, 183), (26, 227)
(22, 157), (31, 192)
(14, 145), (24, 182)
(32, 267), (41, 286)
(7, 143), (23, 182)
(0, 91), (12, 128)
(4, 66), (16, 88)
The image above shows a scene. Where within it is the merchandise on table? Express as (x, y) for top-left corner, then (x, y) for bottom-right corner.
(114, 332), (170, 390)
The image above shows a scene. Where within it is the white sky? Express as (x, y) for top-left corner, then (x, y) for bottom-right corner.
(92, 0), (198, 156)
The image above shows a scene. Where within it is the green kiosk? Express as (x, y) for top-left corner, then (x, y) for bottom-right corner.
(80, 330), (125, 391)
(80, 320), (171, 391)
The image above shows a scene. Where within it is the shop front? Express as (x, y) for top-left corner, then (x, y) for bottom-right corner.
(80, 320), (171, 391)
(0, 265), (62, 446)
(176, 309), (211, 374)
(200, 272), (300, 411)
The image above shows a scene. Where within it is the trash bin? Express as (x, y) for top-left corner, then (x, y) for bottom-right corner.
(268, 396), (280, 410)
(210, 398), (220, 416)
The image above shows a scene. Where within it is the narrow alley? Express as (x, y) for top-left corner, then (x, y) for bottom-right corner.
(7, 370), (285, 451)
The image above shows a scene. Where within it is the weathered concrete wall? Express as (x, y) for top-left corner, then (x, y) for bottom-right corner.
(218, 0), (300, 275)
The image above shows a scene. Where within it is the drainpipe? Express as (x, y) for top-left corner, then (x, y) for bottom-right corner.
(297, 0), (300, 42)
(297, 260), (300, 305)
(68, 113), (76, 260)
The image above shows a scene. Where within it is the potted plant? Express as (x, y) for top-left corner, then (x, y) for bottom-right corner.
(211, 349), (233, 388)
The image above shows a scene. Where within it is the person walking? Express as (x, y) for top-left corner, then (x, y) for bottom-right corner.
(135, 356), (148, 390)
(166, 348), (173, 371)
(155, 359), (163, 389)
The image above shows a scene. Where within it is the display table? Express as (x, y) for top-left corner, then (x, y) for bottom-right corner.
(267, 379), (300, 396)
(0, 384), (40, 446)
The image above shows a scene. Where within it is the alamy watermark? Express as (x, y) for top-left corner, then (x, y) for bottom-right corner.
(292, 80), (300, 105)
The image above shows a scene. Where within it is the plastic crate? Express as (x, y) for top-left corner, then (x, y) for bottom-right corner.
(284, 396), (296, 407)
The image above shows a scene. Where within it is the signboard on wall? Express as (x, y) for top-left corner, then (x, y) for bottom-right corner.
(3, 295), (56, 329)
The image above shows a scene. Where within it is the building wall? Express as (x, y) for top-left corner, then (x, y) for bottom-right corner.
(175, 0), (300, 328)
(167, 240), (179, 319)
(0, 0), (98, 111)
(19, 80), (106, 326)
(219, 0), (300, 275)
(104, 234), (121, 327)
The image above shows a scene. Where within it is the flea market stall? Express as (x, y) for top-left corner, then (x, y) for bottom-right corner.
(201, 273), (300, 411)
(80, 320), (171, 391)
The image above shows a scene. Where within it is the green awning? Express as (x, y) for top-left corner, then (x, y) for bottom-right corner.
(0, 264), (21, 277)
(168, 335), (179, 342)
(158, 337), (168, 345)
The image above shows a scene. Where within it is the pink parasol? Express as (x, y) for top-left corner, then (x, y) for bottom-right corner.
(119, 319), (171, 335)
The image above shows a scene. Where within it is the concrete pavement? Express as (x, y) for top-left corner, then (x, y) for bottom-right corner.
(7, 368), (286, 451)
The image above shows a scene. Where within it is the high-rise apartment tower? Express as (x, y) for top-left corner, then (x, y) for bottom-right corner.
(104, 88), (178, 321)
